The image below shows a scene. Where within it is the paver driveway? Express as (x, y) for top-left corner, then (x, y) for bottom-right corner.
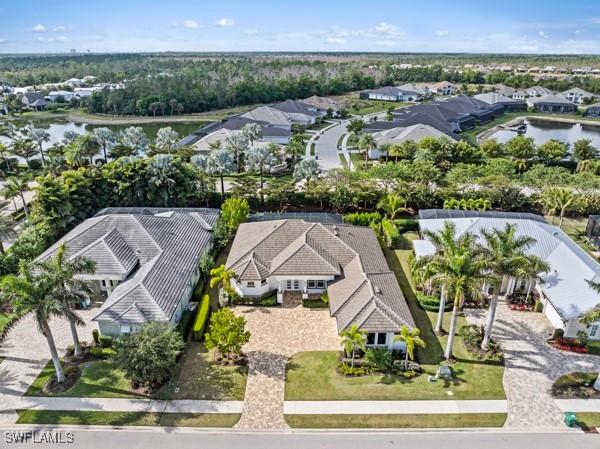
(234, 299), (339, 429)
(465, 300), (600, 429)
(0, 309), (98, 424)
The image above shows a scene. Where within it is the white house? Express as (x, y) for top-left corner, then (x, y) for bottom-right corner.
(414, 210), (600, 340)
(560, 88), (596, 104)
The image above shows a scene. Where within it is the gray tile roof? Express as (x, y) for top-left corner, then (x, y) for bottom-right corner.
(37, 208), (219, 325)
(227, 219), (415, 332)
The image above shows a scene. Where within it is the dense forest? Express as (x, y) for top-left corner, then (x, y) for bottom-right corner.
(2, 53), (600, 115)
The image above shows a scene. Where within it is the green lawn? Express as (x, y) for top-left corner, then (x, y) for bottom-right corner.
(285, 247), (505, 401)
(155, 342), (247, 400)
(285, 413), (507, 429)
(0, 313), (17, 335)
(310, 142), (316, 157)
(16, 410), (241, 427)
(575, 413), (600, 429)
(26, 343), (247, 401)
(350, 100), (410, 116)
(553, 216), (597, 257)
(338, 153), (349, 170)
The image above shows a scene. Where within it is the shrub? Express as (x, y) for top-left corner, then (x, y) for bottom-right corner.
(65, 345), (75, 357)
(320, 291), (329, 304)
(337, 362), (372, 377)
(192, 294), (211, 341)
(92, 329), (100, 345)
(395, 218), (419, 232)
(399, 369), (417, 379)
(98, 335), (113, 348)
(534, 299), (543, 313)
(178, 308), (195, 340)
(364, 348), (393, 372)
(114, 322), (184, 388)
(416, 293), (452, 312)
(205, 307), (251, 358)
(381, 218), (400, 248)
(90, 347), (117, 359)
(63, 364), (80, 380)
(344, 211), (381, 226)
(460, 324), (504, 362)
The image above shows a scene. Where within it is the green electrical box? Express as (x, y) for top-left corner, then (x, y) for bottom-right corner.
(564, 412), (577, 428)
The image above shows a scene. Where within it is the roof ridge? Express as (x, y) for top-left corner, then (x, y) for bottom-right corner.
(226, 220), (288, 268)
(69, 227), (131, 272)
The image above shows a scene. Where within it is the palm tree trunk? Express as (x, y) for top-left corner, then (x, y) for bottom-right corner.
(404, 347), (409, 370)
(351, 347), (355, 369)
(19, 191), (28, 219)
(103, 145), (108, 163)
(39, 145), (46, 167)
(0, 241), (4, 254)
(435, 285), (446, 334)
(11, 198), (17, 211)
(68, 315), (82, 357)
(444, 296), (460, 361)
(559, 210), (565, 228)
(594, 373), (600, 391)
(481, 286), (500, 350)
(41, 319), (65, 383)
(260, 167), (264, 205)
(525, 280), (533, 302)
(220, 173), (225, 198)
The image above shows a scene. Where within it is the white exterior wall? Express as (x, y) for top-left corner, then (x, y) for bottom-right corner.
(542, 296), (566, 332)
(365, 332), (408, 352)
(232, 275), (335, 300)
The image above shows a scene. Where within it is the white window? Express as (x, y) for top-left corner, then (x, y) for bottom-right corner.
(286, 280), (292, 290)
(286, 280), (300, 290)
(308, 280), (327, 289)
(366, 332), (387, 346)
(120, 324), (131, 334)
(247, 281), (255, 288)
(590, 325), (599, 337)
(294, 280), (299, 290)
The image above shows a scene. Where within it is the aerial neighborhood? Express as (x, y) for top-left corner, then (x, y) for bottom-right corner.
(2, 49), (600, 439)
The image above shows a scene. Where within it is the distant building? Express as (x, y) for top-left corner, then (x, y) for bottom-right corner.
(362, 85), (425, 102)
(21, 92), (46, 110)
(473, 92), (528, 113)
(301, 95), (342, 113)
(584, 103), (600, 117)
(527, 94), (577, 113)
(560, 87), (596, 104)
(370, 123), (452, 159)
(427, 81), (458, 96)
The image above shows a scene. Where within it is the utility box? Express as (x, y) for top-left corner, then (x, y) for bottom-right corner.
(564, 412), (577, 428)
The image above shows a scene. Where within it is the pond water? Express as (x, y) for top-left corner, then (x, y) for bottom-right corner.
(0, 118), (202, 160)
(489, 118), (600, 148)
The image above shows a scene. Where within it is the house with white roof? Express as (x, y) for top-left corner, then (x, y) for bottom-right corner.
(369, 123), (452, 159)
(560, 88), (596, 104)
(414, 210), (600, 340)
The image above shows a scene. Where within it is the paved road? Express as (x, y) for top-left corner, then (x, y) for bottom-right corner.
(0, 428), (596, 449)
(313, 120), (348, 171)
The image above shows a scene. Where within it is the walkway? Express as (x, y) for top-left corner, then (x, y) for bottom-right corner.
(313, 120), (348, 171)
(465, 301), (600, 429)
(284, 399), (507, 414)
(233, 298), (339, 429)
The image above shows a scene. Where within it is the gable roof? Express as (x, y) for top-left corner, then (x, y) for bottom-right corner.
(528, 94), (575, 105)
(474, 92), (525, 105)
(241, 106), (292, 127)
(373, 123), (453, 145)
(36, 208), (219, 325)
(416, 209), (600, 320)
(227, 219), (415, 332)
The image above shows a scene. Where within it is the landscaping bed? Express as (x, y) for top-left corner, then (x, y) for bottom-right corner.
(552, 372), (600, 399)
(416, 293), (453, 312)
(460, 324), (504, 363)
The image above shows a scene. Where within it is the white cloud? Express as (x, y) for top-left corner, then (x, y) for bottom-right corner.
(31, 24), (46, 33)
(216, 18), (235, 27)
(0, 38), (7, 44)
(53, 36), (68, 42)
(538, 30), (550, 38)
(374, 22), (396, 35)
(182, 19), (201, 29)
(53, 25), (69, 32)
(325, 37), (347, 44)
(377, 40), (397, 47)
(436, 30), (449, 36)
(246, 28), (259, 35)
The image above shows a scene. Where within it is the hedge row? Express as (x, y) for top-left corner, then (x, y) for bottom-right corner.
(416, 293), (453, 312)
(192, 294), (211, 341)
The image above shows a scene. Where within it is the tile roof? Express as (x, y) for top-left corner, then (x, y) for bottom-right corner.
(227, 219), (415, 332)
(37, 208), (219, 325)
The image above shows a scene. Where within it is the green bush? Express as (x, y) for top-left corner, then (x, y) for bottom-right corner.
(92, 329), (100, 345)
(178, 308), (195, 340)
(364, 348), (393, 372)
(344, 211), (381, 226)
(98, 335), (114, 348)
(534, 299), (543, 313)
(192, 294), (211, 341)
(395, 218), (419, 232)
(320, 291), (329, 304)
(337, 362), (373, 377)
(90, 347), (117, 359)
(416, 293), (452, 312)
(399, 369), (417, 379)
(381, 218), (400, 248)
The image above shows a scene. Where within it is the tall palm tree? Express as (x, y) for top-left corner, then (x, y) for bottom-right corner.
(1, 180), (20, 213)
(241, 123), (263, 148)
(225, 133), (249, 173)
(33, 243), (96, 357)
(9, 137), (38, 171)
(340, 324), (367, 368)
(0, 212), (17, 254)
(358, 133), (376, 168)
(246, 146), (277, 204)
(479, 224), (535, 349)
(540, 187), (574, 228)
(1, 265), (68, 383)
(517, 255), (550, 304)
(76, 133), (101, 165)
(376, 193), (406, 220)
(24, 124), (50, 166)
(425, 232), (489, 360)
(394, 325), (426, 369)
(6, 176), (30, 219)
(93, 127), (115, 163)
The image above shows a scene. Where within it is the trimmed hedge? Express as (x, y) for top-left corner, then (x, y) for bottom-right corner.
(344, 211), (381, 226)
(178, 308), (195, 340)
(395, 218), (419, 232)
(416, 293), (452, 312)
(192, 294), (211, 341)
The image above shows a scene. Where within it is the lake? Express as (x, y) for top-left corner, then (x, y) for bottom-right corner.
(489, 118), (600, 148)
(0, 118), (202, 159)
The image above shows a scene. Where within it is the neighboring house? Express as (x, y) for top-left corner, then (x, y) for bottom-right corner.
(226, 219), (415, 349)
(302, 95), (342, 114)
(526, 86), (553, 97)
(21, 92), (46, 110)
(63, 78), (85, 88)
(415, 209), (600, 340)
(35, 207), (219, 336)
(46, 90), (77, 102)
(370, 123), (452, 159)
(473, 92), (528, 113)
(241, 106), (293, 129)
(512, 89), (528, 101)
(527, 94), (577, 113)
(427, 81), (458, 96)
(494, 84), (516, 97)
(271, 99), (326, 125)
(397, 83), (429, 101)
(584, 103), (600, 117)
(560, 88), (596, 104)
(363, 85), (425, 102)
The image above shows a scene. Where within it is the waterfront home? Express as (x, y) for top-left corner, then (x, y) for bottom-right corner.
(21, 92), (46, 110)
(585, 103), (600, 117)
(35, 207), (219, 336)
(527, 94), (577, 113)
(226, 219), (415, 349)
(415, 209), (600, 340)
(474, 92), (527, 113)
(560, 88), (596, 104)
(370, 123), (451, 159)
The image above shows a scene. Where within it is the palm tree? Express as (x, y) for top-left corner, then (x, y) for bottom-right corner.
(24, 124), (50, 166)
(246, 146), (277, 204)
(225, 133), (249, 173)
(242, 123), (263, 148)
(10, 137), (38, 171)
(1, 180), (20, 213)
(209, 265), (236, 297)
(293, 159), (321, 192)
(193, 149), (235, 198)
(5, 176), (30, 219)
(376, 193), (406, 220)
(76, 133), (101, 165)
(93, 127), (115, 163)
(0, 142), (11, 172)
(517, 255), (550, 304)
(33, 243), (96, 357)
(148, 154), (176, 206)
(394, 325), (426, 369)
(0, 212), (17, 254)
(358, 133), (376, 168)
(479, 224), (535, 349)
(540, 187), (574, 228)
(340, 324), (367, 368)
(425, 232), (489, 360)
(1, 265), (67, 383)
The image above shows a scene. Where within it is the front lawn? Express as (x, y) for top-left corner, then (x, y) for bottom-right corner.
(26, 343), (247, 401)
(285, 413), (507, 429)
(285, 247), (505, 401)
(16, 410), (241, 427)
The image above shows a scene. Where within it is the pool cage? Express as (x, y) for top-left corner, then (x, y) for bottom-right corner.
(586, 215), (600, 249)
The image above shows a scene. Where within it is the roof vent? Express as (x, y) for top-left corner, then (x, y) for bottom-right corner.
(374, 286), (382, 295)
(333, 225), (339, 236)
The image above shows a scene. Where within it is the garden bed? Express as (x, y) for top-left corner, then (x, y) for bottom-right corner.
(549, 337), (589, 354)
(552, 372), (600, 399)
(416, 293), (453, 312)
(460, 325), (504, 363)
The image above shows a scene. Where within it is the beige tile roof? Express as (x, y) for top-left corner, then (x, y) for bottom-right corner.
(227, 219), (414, 332)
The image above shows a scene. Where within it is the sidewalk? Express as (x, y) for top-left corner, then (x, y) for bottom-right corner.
(284, 400), (507, 415)
(555, 399), (600, 413)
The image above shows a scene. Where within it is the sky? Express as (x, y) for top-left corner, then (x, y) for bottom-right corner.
(1, 0), (600, 54)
